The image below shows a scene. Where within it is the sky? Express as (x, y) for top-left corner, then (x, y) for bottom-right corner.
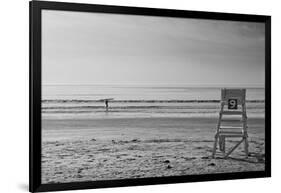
(42, 10), (265, 88)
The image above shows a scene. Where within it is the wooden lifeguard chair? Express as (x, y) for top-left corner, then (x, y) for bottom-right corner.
(212, 88), (249, 158)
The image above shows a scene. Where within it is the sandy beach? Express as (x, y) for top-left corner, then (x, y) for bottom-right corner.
(42, 117), (265, 184)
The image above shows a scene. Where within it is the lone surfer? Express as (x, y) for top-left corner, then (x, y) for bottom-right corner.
(105, 99), (109, 111)
(100, 98), (113, 112)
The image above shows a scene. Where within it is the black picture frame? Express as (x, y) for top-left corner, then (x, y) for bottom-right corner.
(29, 1), (271, 192)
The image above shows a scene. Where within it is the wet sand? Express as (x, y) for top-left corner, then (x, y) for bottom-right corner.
(42, 117), (265, 184)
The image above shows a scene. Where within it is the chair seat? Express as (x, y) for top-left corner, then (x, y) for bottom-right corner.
(220, 119), (242, 123)
(220, 126), (244, 130)
(221, 110), (243, 115)
(218, 132), (245, 137)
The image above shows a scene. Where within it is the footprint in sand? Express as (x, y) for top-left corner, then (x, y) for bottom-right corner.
(183, 157), (196, 161)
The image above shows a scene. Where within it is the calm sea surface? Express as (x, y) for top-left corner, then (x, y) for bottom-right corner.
(42, 85), (265, 119)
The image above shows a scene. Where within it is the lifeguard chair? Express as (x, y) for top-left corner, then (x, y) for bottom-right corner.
(212, 88), (248, 158)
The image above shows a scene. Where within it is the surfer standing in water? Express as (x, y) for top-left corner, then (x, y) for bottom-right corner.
(105, 99), (109, 112)
(101, 98), (113, 112)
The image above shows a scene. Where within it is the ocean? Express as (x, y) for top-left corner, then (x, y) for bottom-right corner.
(42, 85), (265, 119)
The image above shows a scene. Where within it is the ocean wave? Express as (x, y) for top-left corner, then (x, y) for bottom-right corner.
(42, 105), (264, 111)
(42, 105), (217, 110)
(42, 99), (265, 103)
(42, 110), (219, 114)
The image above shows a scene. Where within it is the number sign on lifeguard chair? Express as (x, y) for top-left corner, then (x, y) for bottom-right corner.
(212, 88), (248, 158)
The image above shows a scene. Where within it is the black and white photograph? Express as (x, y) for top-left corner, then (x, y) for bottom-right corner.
(41, 9), (266, 184)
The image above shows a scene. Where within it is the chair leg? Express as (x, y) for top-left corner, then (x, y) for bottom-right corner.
(212, 134), (218, 158)
(219, 136), (223, 151)
(219, 136), (225, 154)
(222, 137), (226, 155)
(244, 137), (249, 158)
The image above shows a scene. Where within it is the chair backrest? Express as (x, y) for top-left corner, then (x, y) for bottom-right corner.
(221, 88), (246, 106)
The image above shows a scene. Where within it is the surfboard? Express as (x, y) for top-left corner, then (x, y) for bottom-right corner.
(98, 98), (114, 102)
